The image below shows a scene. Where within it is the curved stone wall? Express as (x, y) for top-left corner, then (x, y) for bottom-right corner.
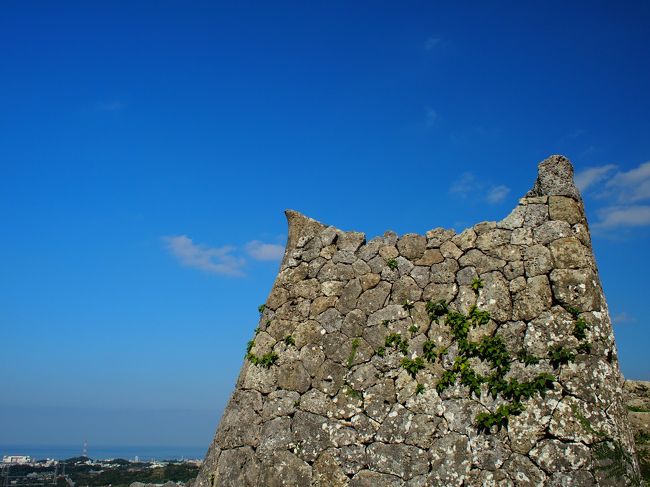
(196, 155), (640, 486)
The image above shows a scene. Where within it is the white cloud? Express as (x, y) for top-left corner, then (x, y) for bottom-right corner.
(576, 161), (650, 202)
(605, 161), (650, 203)
(574, 164), (617, 192)
(163, 235), (245, 276)
(486, 185), (510, 204)
(592, 205), (650, 229)
(424, 37), (441, 51)
(449, 172), (510, 205)
(245, 240), (284, 261)
(449, 172), (477, 198)
(611, 312), (635, 325)
(577, 161), (650, 228)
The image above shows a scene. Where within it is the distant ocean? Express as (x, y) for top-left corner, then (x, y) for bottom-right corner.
(0, 445), (207, 461)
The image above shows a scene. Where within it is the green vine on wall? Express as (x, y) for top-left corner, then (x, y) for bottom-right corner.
(244, 305), (279, 368)
(247, 286), (595, 437)
(573, 406), (644, 485)
(246, 350), (278, 368)
(384, 283), (595, 434)
(385, 332), (409, 356)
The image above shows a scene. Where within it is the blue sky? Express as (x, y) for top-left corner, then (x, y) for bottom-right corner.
(1, 1), (649, 451)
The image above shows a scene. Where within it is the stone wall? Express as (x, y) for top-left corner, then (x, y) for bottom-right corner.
(625, 380), (650, 482)
(196, 155), (641, 486)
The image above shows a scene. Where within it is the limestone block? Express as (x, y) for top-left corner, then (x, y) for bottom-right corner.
(549, 195), (584, 224)
(396, 234), (426, 260)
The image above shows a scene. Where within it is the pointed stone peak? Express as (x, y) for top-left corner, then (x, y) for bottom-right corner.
(526, 154), (582, 201)
(284, 210), (327, 251)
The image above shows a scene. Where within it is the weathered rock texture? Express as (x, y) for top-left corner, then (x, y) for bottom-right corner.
(196, 155), (641, 486)
(625, 380), (650, 482)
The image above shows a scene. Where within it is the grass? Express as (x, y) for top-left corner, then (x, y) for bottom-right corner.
(246, 351), (278, 368)
(347, 338), (360, 368)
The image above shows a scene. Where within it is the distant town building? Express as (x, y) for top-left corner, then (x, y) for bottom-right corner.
(2, 455), (33, 464)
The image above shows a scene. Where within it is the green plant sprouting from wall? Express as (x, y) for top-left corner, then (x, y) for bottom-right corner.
(344, 381), (362, 400)
(246, 350), (278, 368)
(381, 284), (595, 434)
(386, 258), (398, 270)
(429, 296), (558, 433)
(248, 274), (597, 438)
(516, 349), (539, 366)
(385, 332), (409, 356)
(401, 357), (425, 378)
(471, 277), (484, 292)
(548, 345), (576, 368)
(245, 304), (279, 368)
(347, 338), (360, 368)
(573, 405), (644, 485)
(594, 441), (644, 486)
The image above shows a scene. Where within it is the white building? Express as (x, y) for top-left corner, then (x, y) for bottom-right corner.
(2, 455), (33, 464)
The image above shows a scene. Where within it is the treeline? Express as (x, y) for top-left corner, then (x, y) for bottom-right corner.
(69, 463), (199, 487)
(5, 461), (199, 487)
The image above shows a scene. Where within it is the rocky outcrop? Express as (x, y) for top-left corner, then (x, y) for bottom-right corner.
(625, 380), (650, 482)
(197, 155), (641, 486)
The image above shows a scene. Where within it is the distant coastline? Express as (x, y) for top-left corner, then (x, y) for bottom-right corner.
(0, 445), (206, 461)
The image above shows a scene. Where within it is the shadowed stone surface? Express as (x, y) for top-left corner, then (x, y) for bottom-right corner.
(624, 380), (650, 483)
(195, 155), (640, 486)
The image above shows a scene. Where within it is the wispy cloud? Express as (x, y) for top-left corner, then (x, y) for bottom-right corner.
(449, 172), (511, 205)
(163, 235), (245, 276)
(593, 205), (650, 229)
(424, 36), (441, 51)
(486, 185), (510, 204)
(163, 236), (285, 276)
(577, 161), (650, 229)
(96, 101), (124, 112)
(611, 312), (635, 325)
(604, 161), (650, 203)
(449, 172), (477, 198)
(574, 164), (617, 192)
(245, 240), (284, 261)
